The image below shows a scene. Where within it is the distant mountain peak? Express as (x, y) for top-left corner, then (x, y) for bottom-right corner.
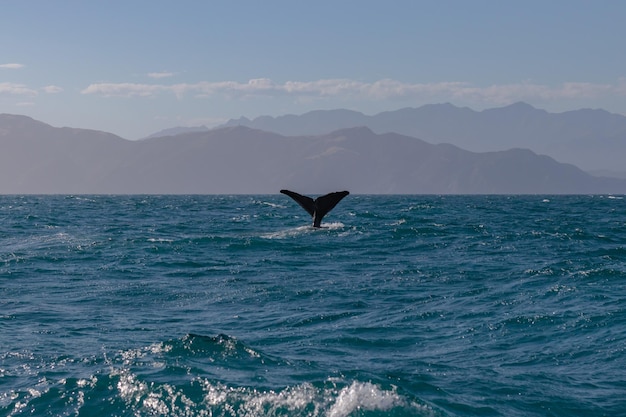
(143, 125), (209, 140)
(228, 116), (252, 125)
(0, 113), (52, 130)
(325, 126), (375, 137)
(482, 101), (541, 114)
(0, 113), (38, 121)
(507, 101), (535, 109)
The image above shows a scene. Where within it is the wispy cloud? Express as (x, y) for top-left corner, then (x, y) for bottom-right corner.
(0, 82), (37, 96)
(41, 85), (64, 94)
(0, 63), (25, 69)
(82, 83), (168, 97)
(148, 71), (175, 79)
(81, 78), (626, 104)
(0, 83), (62, 99)
(617, 77), (626, 95)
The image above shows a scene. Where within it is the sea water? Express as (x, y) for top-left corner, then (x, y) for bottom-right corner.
(1, 195), (625, 416)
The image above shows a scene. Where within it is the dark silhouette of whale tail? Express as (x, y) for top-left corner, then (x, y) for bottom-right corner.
(280, 189), (349, 227)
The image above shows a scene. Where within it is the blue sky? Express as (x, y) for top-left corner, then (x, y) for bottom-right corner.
(2, 1), (625, 139)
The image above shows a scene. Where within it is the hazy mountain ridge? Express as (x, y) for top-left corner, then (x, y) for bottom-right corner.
(2, 113), (626, 194)
(221, 102), (626, 175)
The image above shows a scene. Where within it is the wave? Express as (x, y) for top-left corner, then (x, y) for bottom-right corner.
(1, 334), (435, 417)
(112, 375), (430, 417)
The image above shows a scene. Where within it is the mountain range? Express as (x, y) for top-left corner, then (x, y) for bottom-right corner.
(219, 102), (626, 177)
(2, 113), (626, 194)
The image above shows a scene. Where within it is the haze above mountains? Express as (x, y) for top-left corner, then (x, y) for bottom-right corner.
(2, 102), (626, 194)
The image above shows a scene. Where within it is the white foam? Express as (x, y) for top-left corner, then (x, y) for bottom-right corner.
(261, 225), (314, 239)
(147, 237), (173, 243)
(261, 222), (347, 239)
(328, 381), (405, 417)
(261, 201), (285, 208)
(116, 370), (147, 404)
(246, 383), (319, 414)
(323, 222), (345, 230)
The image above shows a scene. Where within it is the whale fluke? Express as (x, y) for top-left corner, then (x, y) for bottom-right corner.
(280, 189), (349, 228)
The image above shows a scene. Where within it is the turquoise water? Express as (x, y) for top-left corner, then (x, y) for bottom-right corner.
(1, 195), (625, 416)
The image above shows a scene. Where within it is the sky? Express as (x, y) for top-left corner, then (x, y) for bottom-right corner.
(2, 0), (626, 139)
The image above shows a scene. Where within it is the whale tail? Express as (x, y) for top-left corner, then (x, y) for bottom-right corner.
(280, 189), (349, 227)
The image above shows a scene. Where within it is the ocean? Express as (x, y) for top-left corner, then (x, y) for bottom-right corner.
(1, 194), (625, 416)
